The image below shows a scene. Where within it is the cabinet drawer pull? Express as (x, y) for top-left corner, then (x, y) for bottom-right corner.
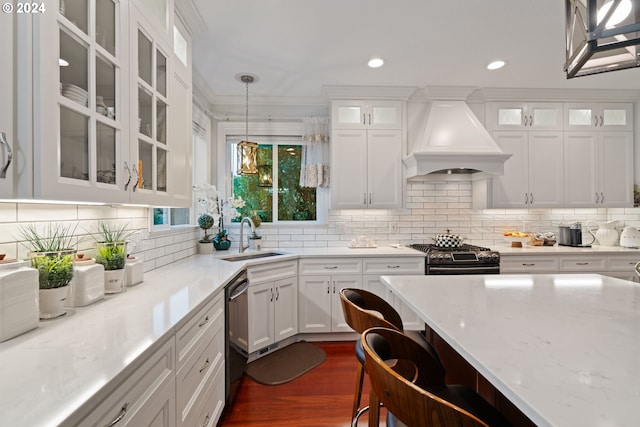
(332, 281), (336, 293)
(198, 315), (209, 328)
(522, 263), (535, 266)
(275, 287), (279, 301)
(524, 193), (529, 204)
(600, 192), (604, 203)
(327, 281), (330, 294)
(132, 164), (140, 192)
(270, 288), (274, 302)
(363, 193), (367, 205)
(199, 358), (210, 373)
(324, 266), (338, 269)
(201, 414), (210, 427)
(529, 193), (533, 204)
(105, 402), (129, 427)
(0, 132), (13, 179)
(576, 262), (589, 265)
(387, 265), (401, 269)
(595, 192), (600, 203)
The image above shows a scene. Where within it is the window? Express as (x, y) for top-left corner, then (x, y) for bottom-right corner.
(229, 137), (317, 223)
(152, 207), (190, 230)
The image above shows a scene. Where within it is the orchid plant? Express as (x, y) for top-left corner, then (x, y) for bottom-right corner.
(193, 184), (221, 243)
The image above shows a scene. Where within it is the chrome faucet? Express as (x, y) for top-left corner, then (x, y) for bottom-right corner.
(239, 217), (256, 253)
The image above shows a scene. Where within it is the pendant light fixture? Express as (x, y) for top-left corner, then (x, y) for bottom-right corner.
(565, 0), (640, 78)
(236, 73), (259, 175)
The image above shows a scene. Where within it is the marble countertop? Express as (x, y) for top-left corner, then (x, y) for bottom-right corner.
(380, 273), (640, 427)
(0, 246), (423, 426)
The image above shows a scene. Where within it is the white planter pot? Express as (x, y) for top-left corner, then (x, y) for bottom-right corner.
(104, 269), (126, 294)
(39, 286), (69, 319)
(198, 241), (214, 254)
(249, 238), (262, 250)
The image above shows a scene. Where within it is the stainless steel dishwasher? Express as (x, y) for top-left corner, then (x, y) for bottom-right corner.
(225, 269), (249, 406)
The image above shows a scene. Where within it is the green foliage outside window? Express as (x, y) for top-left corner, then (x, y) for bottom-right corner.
(232, 144), (316, 222)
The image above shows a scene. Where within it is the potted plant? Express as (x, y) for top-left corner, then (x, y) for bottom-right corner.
(197, 213), (215, 254)
(193, 184), (221, 254)
(93, 221), (131, 294)
(19, 223), (77, 319)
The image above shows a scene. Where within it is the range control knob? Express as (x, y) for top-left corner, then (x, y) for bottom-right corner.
(444, 254), (452, 260)
(491, 253), (499, 260)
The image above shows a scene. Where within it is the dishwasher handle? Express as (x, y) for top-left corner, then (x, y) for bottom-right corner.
(228, 278), (249, 301)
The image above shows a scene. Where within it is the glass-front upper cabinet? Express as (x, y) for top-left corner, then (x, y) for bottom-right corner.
(331, 100), (402, 130)
(31, 0), (127, 203)
(129, 1), (172, 204)
(564, 103), (633, 131)
(486, 102), (564, 131)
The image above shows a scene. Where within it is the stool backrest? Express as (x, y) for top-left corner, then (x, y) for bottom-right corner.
(339, 288), (404, 334)
(362, 327), (489, 427)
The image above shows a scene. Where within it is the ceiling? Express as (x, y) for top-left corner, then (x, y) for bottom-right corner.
(189, 0), (640, 105)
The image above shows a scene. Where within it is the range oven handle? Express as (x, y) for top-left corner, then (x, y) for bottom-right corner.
(428, 266), (500, 273)
(228, 278), (249, 301)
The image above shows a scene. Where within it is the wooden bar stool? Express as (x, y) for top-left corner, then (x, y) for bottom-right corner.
(339, 288), (441, 427)
(362, 327), (511, 427)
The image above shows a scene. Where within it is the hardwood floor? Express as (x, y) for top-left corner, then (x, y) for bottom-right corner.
(220, 341), (385, 427)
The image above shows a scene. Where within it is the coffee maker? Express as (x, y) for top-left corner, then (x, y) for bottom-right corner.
(558, 222), (591, 247)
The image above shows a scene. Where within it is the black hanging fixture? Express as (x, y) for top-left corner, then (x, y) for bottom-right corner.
(565, 0), (640, 78)
(236, 74), (259, 175)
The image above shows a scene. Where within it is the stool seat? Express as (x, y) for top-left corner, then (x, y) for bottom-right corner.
(339, 288), (444, 427)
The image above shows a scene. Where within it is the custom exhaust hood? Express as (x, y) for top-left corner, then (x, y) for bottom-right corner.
(404, 100), (512, 177)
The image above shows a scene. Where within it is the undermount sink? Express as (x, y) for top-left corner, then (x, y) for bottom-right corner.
(219, 251), (286, 262)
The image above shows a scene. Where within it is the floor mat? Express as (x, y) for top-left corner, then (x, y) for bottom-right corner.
(244, 341), (326, 385)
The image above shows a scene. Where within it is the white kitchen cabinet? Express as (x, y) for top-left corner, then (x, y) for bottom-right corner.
(331, 100), (402, 130)
(486, 102), (564, 131)
(0, 12), (15, 198)
(564, 103), (633, 131)
(27, 0), (131, 203)
(362, 257), (425, 331)
(500, 256), (560, 273)
(13, 0), (190, 207)
(564, 131), (633, 207)
(331, 129), (402, 209)
(605, 255), (639, 281)
(298, 274), (362, 333)
(76, 338), (176, 426)
(491, 131), (564, 208)
(246, 261), (298, 354)
(298, 258), (363, 333)
(175, 292), (224, 427)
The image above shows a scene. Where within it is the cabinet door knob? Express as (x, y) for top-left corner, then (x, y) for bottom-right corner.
(0, 132), (13, 179)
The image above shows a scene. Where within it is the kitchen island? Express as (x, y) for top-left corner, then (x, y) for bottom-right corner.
(380, 273), (640, 427)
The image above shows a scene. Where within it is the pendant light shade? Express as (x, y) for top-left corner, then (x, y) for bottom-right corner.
(565, 0), (640, 78)
(236, 74), (259, 175)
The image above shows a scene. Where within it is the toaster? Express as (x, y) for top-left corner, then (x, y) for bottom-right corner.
(619, 226), (640, 248)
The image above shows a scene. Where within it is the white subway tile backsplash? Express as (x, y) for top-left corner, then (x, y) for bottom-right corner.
(0, 204), (17, 222)
(18, 204), (78, 222)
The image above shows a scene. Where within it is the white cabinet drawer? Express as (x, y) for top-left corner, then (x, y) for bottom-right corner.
(176, 312), (224, 426)
(501, 256), (559, 273)
(363, 257), (424, 274)
(185, 358), (225, 427)
(176, 292), (223, 370)
(298, 258), (362, 275)
(606, 255), (640, 272)
(76, 338), (175, 426)
(559, 256), (606, 272)
(248, 260), (297, 284)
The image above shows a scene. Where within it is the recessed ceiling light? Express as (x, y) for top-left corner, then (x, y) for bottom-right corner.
(59, 58), (69, 67)
(368, 58), (384, 68)
(487, 60), (506, 70)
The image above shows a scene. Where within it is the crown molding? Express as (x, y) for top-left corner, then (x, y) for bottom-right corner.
(471, 87), (640, 102)
(321, 85), (418, 101)
(174, 0), (207, 35)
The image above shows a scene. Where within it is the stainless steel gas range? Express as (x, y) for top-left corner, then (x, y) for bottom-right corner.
(409, 243), (500, 275)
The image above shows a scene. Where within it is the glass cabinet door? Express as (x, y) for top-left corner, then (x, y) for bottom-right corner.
(134, 24), (170, 195)
(45, 0), (124, 202)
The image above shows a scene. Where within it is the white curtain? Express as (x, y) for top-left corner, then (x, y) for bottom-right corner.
(299, 117), (330, 188)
